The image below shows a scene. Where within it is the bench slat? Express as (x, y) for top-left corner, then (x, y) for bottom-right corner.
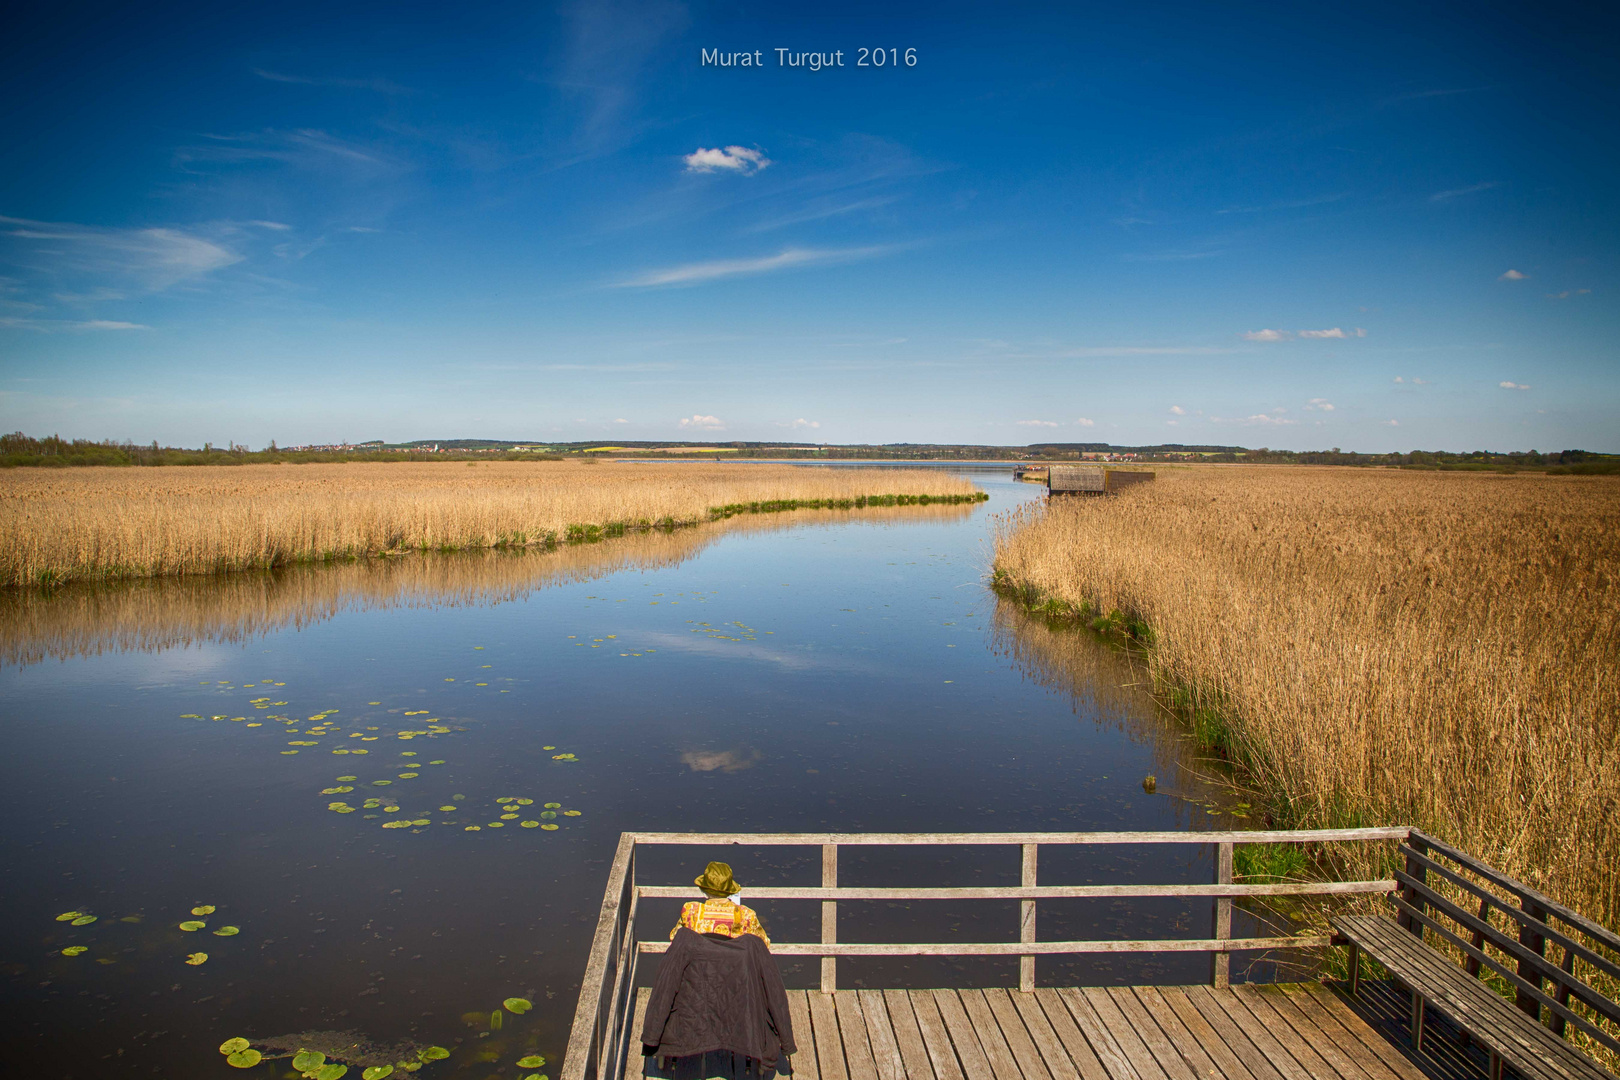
(1336, 916), (1614, 1080)
(1388, 892), (1620, 1054)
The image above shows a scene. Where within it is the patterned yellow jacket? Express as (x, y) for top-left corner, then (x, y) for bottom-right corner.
(670, 897), (771, 946)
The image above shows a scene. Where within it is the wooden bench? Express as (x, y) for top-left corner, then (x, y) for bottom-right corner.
(1333, 830), (1620, 1080)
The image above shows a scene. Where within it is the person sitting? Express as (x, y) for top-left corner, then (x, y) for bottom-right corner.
(671, 861), (772, 945)
(641, 862), (794, 1077)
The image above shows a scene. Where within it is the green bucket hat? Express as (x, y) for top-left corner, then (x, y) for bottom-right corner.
(694, 861), (742, 896)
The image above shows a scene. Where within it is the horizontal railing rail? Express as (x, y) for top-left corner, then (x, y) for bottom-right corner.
(561, 827), (1410, 1080)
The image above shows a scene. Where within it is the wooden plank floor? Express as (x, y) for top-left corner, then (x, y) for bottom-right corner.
(628, 983), (1492, 1080)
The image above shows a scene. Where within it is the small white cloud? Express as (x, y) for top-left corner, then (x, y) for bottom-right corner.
(1354, 327), (1367, 337)
(1430, 181), (1501, 202)
(248, 220), (292, 231)
(1169, 405), (1187, 415)
(614, 418), (629, 424)
(1298, 327), (1347, 339)
(1244, 329), (1290, 342)
(1075, 417), (1095, 427)
(1016, 419), (1059, 427)
(1499, 381), (1531, 391)
(683, 145), (771, 174)
(1547, 289), (1591, 299)
(1166, 419), (1179, 426)
(1499, 269), (1528, 281)
(77, 320), (149, 330)
(1306, 399), (1335, 411)
(617, 245), (890, 288)
(1384, 419), (1400, 426)
(678, 414), (725, 430)
(1412, 378), (1428, 385)
(1212, 413), (1298, 426)
(1393, 376), (1404, 383)
(785, 418), (820, 429)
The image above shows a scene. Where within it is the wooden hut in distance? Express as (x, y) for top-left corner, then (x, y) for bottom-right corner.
(1048, 465), (1155, 496)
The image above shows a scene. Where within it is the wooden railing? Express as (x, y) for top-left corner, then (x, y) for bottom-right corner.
(560, 828), (1408, 1080)
(1392, 830), (1620, 1056)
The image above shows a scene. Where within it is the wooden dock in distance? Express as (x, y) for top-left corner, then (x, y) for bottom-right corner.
(623, 981), (1437, 1080)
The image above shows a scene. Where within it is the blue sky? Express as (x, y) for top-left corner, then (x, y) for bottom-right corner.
(2, 0), (1616, 451)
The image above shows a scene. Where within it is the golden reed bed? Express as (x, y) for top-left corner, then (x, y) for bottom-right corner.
(993, 467), (1620, 934)
(0, 500), (978, 667)
(0, 461), (980, 587)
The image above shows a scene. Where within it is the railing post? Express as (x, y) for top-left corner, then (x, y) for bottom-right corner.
(1398, 833), (1427, 939)
(1020, 844), (1037, 993)
(1551, 944), (1575, 1036)
(1517, 900), (1548, 1018)
(821, 843), (837, 994)
(1212, 841), (1233, 988)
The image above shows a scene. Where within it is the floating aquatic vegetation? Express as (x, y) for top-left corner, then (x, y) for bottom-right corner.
(180, 920), (206, 931)
(540, 811), (556, 820)
(543, 802), (561, 809)
(329, 802), (355, 813)
(214, 926), (240, 936)
(517, 1054), (546, 1067)
(541, 823), (558, 830)
(336, 775), (358, 782)
(61, 946), (88, 956)
(322, 786), (355, 794)
(500, 813), (519, 820)
(489, 1011), (503, 1031)
(282, 750), (300, 755)
(428, 760), (446, 765)
(550, 753), (576, 761)
(504, 998), (532, 1014)
(185, 952), (208, 965)
(398, 772), (418, 778)
(464, 826), (481, 831)
(228, 1048), (261, 1067)
(487, 821), (505, 828)
(411, 819), (430, 826)
(563, 810), (582, 817)
(439, 805), (456, 812)
(381, 821), (411, 829)
(363, 1068), (394, 1080)
(520, 820), (539, 828)
(70, 914), (98, 926)
(514, 797), (533, 805)
(120, 915), (143, 923)
(293, 1050), (325, 1072)
(191, 905), (216, 915)
(219, 1038), (250, 1055)
(55, 911), (85, 921)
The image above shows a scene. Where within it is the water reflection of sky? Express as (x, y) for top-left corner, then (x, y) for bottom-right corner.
(0, 472), (1245, 1080)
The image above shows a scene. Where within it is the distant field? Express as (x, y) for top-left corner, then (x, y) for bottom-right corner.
(0, 461), (982, 587)
(994, 466), (1620, 936)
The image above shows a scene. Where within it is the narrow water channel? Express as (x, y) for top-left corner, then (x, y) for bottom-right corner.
(0, 470), (1257, 1080)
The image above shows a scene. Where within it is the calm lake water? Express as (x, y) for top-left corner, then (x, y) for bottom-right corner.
(1, 470), (1261, 1080)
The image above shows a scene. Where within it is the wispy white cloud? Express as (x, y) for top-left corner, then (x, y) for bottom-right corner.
(1306, 398), (1335, 411)
(615, 245), (892, 288)
(683, 145), (771, 174)
(1499, 381), (1531, 391)
(1016, 419), (1059, 427)
(247, 220), (292, 231)
(253, 68), (413, 95)
(1169, 405), (1187, 415)
(678, 414), (724, 430)
(1298, 327), (1347, 339)
(1547, 289), (1590, 299)
(1499, 269), (1529, 281)
(1431, 181), (1500, 202)
(1074, 417), (1095, 427)
(1216, 193), (1346, 215)
(1213, 413), (1299, 426)
(614, 417), (629, 424)
(782, 418), (820, 429)
(1244, 329), (1289, 342)
(0, 317), (150, 331)
(1384, 419), (1400, 426)
(0, 215), (241, 290)
(746, 196), (896, 233)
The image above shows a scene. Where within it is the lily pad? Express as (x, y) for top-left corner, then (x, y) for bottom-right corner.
(411, 819), (430, 826)
(439, 805), (457, 812)
(192, 905), (216, 915)
(61, 945), (88, 956)
(464, 825), (481, 831)
(543, 802), (561, 809)
(336, 775), (358, 781)
(372, 780), (393, 786)
(520, 821), (540, 828)
(504, 997), (532, 1014)
(563, 810), (582, 817)
(213, 926), (240, 936)
(55, 911), (84, 921)
(514, 798), (533, 806)
(541, 823), (559, 830)
(293, 1050), (326, 1071)
(363, 1068), (394, 1080)
(398, 772), (418, 779)
(179, 920), (206, 931)
(419, 1046), (450, 1061)
(500, 813), (519, 820)
(517, 1055), (546, 1068)
(540, 811), (557, 819)
(71, 915), (98, 926)
(227, 1049), (262, 1068)
(487, 821), (505, 828)
(316, 1065), (349, 1080)
(185, 952), (208, 965)
(429, 760), (446, 765)
(321, 786), (355, 795)
(219, 1038), (250, 1055)
(490, 1011), (503, 1031)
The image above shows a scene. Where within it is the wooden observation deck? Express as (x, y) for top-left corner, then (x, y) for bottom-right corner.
(562, 829), (1618, 1080)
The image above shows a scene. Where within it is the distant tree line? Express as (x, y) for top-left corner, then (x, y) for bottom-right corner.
(1, 431), (1613, 474)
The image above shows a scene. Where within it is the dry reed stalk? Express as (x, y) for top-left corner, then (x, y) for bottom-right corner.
(0, 499), (977, 667)
(0, 461), (980, 587)
(992, 467), (1620, 940)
